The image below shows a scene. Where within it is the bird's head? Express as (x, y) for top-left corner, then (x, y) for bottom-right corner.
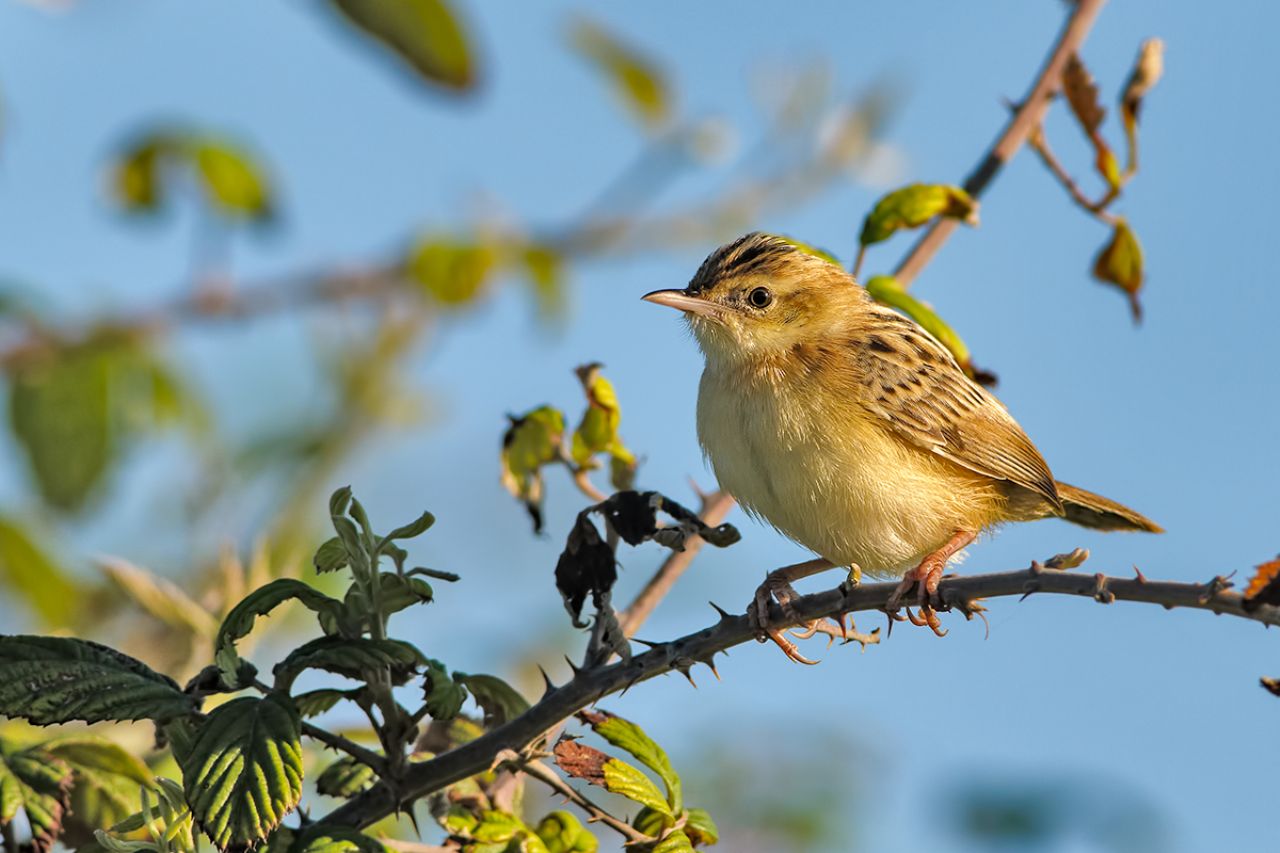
(643, 232), (865, 365)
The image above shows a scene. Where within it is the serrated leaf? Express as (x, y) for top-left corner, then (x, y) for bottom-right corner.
(272, 637), (425, 691)
(579, 711), (680, 813)
(552, 740), (671, 818)
(534, 811), (598, 853)
(291, 689), (354, 719)
(191, 140), (274, 222)
(313, 537), (349, 574)
(684, 808), (718, 847)
(454, 674), (529, 727)
(180, 694), (303, 850)
(215, 579), (346, 687)
(98, 556), (218, 639)
(859, 184), (978, 247)
(863, 275), (994, 385)
(0, 636), (196, 725)
(45, 739), (151, 788)
(421, 659), (466, 722)
(0, 515), (77, 627)
(330, 0), (475, 92)
(45, 737), (151, 844)
(315, 757), (376, 799)
(569, 18), (669, 128)
(500, 405), (566, 535)
(0, 741), (74, 853)
(1091, 218), (1145, 322)
(288, 826), (386, 853)
(408, 238), (496, 306)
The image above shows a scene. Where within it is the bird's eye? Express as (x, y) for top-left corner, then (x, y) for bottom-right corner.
(747, 286), (773, 309)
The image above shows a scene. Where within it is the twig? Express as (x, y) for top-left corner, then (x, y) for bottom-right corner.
(300, 721), (389, 776)
(893, 0), (1109, 287)
(1026, 120), (1118, 222)
(617, 489), (735, 637)
(320, 563), (1278, 830)
(518, 756), (653, 845)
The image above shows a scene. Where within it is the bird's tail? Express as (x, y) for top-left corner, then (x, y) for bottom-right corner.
(1055, 481), (1163, 533)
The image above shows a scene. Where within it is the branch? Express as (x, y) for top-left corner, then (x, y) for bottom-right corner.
(1026, 122), (1119, 223)
(320, 562), (1277, 830)
(892, 0), (1108, 287)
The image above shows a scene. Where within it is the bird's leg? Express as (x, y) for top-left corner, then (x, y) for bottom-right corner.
(886, 530), (977, 637)
(750, 558), (839, 664)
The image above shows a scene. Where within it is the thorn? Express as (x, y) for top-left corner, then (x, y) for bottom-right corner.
(631, 638), (662, 650)
(708, 600), (735, 620)
(1029, 560), (1044, 575)
(703, 659), (721, 681)
(1133, 565), (1147, 584)
(538, 665), (556, 695)
(563, 655), (582, 676)
(618, 675), (643, 697)
(677, 666), (697, 688)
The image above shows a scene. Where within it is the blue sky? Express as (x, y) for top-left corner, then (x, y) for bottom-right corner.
(1, 1), (1277, 850)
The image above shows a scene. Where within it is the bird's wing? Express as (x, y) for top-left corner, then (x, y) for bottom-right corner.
(849, 305), (1061, 509)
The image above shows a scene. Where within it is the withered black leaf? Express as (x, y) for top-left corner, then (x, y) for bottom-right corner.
(555, 512), (617, 628)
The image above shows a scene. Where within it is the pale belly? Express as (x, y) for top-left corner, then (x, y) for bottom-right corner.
(696, 367), (1002, 577)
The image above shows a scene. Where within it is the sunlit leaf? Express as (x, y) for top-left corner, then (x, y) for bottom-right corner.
(858, 184), (978, 247)
(0, 636), (196, 725)
(569, 18), (670, 128)
(864, 275), (995, 385)
(578, 710), (680, 813)
(315, 757), (376, 799)
(407, 238), (496, 306)
(191, 140), (274, 222)
(289, 824), (387, 853)
(180, 694), (303, 850)
(0, 516), (77, 627)
(553, 739), (671, 818)
(1091, 218), (1145, 322)
(534, 811), (598, 853)
(0, 739), (74, 853)
(500, 405), (566, 534)
(45, 737), (152, 844)
(330, 0), (476, 92)
(216, 579), (347, 686)
(650, 830), (696, 853)
(685, 808), (718, 847)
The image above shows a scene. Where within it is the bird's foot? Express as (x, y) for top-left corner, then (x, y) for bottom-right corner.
(750, 575), (819, 665)
(885, 531), (977, 638)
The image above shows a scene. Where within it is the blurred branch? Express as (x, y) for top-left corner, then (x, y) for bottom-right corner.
(1027, 121), (1119, 223)
(322, 561), (1276, 831)
(893, 0), (1108, 287)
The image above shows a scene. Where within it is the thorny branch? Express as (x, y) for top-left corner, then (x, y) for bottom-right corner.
(322, 563), (1279, 831)
(893, 0), (1108, 287)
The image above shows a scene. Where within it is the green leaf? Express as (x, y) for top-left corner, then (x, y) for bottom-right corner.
(578, 711), (680, 813)
(383, 510), (435, 542)
(454, 673), (529, 727)
(44, 738), (151, 788)
(684, 808), (718, 847)
(649, 830), (695, 853)
(534, 811), (598, 853)
(315, 757), (376, 799)
(552, 740), (671, 818)
(288, 824), (387, 853)
(330, 0), (475, 91)
(314, 537), (349, 574)
(0, 740), (74, 853)
(273, 637), (425, 691)
(864, 275), (992, 384)
(0, 636), (196, 725)
(569, 18), (670, 128)
(1091, 218), (1145, 322)
(858, 183), (979, 247)
(500, 405), (566, 535)
(45, 737), (151, 844)
(180, 694), (303, 850)
(98, 557), (218, 639)
(8, 345), (115, 511)
(109, 135), (180, 213)
(570, 363), (628, 467)
(292, 689), (354, 719)
(0, 516), (77, 627)
(215, 579), (347, 685)
(422, 659), (467, 722)
(407, 238), (496, 306)
(191, 140), (274, 222)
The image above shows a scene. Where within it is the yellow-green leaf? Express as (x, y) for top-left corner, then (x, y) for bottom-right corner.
(109, 136), (179, 213)
(408, 238), (496, 306)
(553, 739), (672, 816)
(0, 740), (74, 853)
(0, 516), (77, 627)
(578, 710), (680, 813)
(864, 275), (993, 384)
(1120, 39), (1165, 172)
(522, 244), (567, 321)
(569, 18), (670, 128)
(330, 0), (476, 92)
(534, 811), (597, 853)
(684, 808), (718, 847)
(859, 184), (978, 247)
(1091, 218), (1145, 322)
(191, 141), (274, 221)
(500, 406), (566, 534)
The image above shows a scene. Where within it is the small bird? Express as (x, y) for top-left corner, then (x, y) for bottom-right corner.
(644, 232), (1161, 662)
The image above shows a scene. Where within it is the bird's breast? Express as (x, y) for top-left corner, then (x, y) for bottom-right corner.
(696, 361), (1002, 576)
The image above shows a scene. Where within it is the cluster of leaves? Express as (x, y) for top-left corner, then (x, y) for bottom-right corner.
(553, 711), (717, 852)
(501, 364), (637, 533)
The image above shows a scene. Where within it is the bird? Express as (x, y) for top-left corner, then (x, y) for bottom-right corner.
(643, 232), (1161, 662)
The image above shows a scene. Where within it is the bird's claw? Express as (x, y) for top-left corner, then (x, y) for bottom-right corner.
(750, 575), (840, 664)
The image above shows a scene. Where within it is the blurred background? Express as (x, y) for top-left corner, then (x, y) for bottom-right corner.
(1, 1), (1277, 850)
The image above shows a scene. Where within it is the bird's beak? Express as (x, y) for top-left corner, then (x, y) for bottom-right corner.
(642, 289), (722, 318)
